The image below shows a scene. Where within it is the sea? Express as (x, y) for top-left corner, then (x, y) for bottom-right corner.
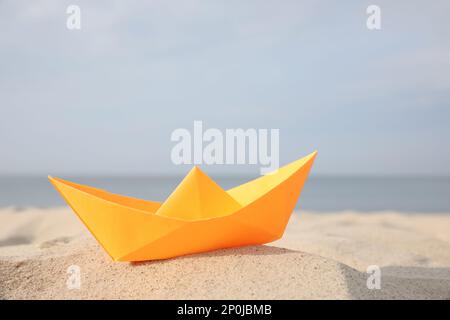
(1, 175), (449, 213)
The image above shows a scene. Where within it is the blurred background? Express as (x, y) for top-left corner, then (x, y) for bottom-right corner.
(1, 0), (449, 212)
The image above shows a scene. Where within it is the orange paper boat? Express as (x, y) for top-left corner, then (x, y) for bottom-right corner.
(49, 151), (317, 261)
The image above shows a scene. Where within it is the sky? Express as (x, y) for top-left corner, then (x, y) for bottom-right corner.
(1, 0), (449, 176)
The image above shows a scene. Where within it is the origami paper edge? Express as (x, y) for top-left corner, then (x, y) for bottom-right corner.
(49, 150), (317, 223)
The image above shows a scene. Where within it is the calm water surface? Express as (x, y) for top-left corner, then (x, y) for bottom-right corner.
(1, 175), (449, 213)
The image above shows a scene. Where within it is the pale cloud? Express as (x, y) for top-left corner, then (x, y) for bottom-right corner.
(1, 0), (449, 175)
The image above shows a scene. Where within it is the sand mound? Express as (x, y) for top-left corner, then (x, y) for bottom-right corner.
(0, 238), (353, 299)
(0, 237), (448, 300)
(1, 208), (449, 299)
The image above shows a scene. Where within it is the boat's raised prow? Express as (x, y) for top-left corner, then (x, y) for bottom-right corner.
(49, 151), (317, 261)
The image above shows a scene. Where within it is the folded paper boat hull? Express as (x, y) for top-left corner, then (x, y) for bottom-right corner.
(49, 151), (316, 261)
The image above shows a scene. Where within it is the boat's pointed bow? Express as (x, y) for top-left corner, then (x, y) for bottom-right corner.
(47, 176), (186, 261)
(47, 175), (57, 186)
(225, 151), (317, 239)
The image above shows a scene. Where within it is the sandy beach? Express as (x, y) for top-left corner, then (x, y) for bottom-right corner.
(0, 207), (449, 299)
